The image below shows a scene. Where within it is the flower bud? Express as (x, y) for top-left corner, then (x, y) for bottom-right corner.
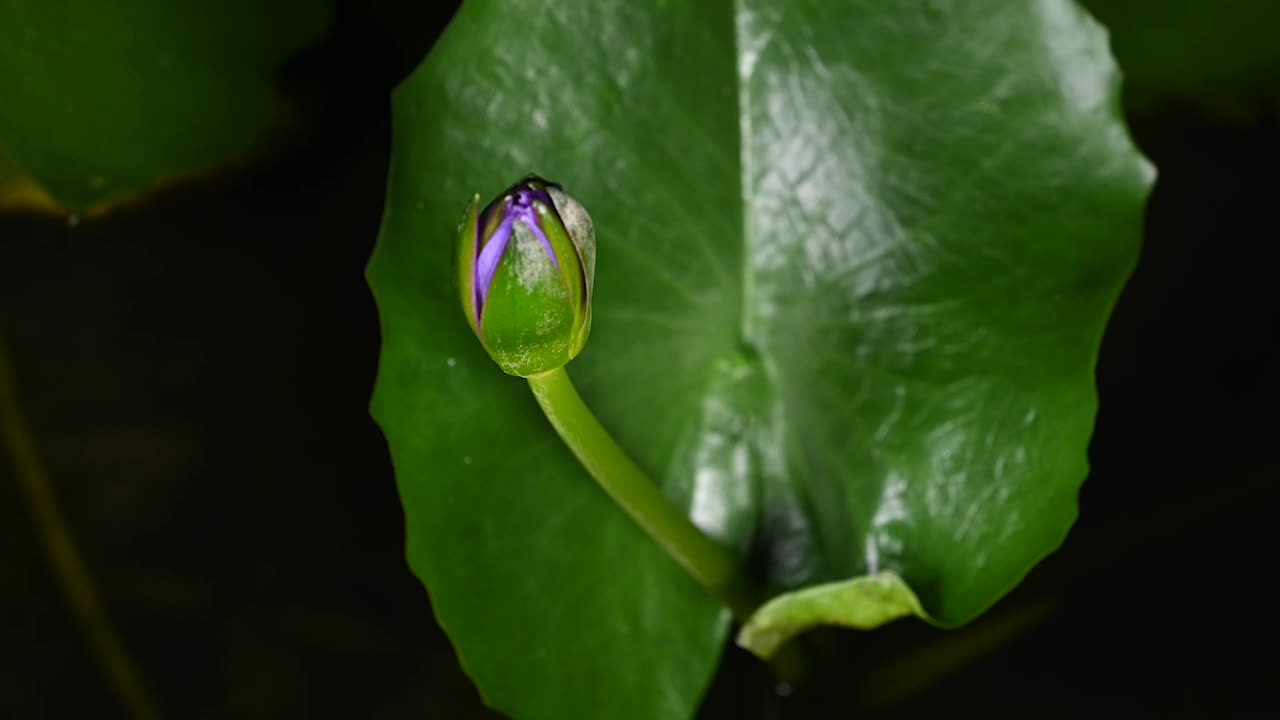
(457, 175), (596, 377)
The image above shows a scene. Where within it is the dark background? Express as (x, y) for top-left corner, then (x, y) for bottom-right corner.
(2, 2), (1277, 718)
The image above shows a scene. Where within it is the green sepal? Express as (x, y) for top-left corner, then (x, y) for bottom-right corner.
(480, 216), (578, 376)
(455, 194), (481, 338)
(535, 200), (589, 354)
(547, 186), (596, 358)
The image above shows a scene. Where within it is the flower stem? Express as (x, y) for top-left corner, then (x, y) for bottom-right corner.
(527, 367), (759, 620)
(0, 337), (160, 720)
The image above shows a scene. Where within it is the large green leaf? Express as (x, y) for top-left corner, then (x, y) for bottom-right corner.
(368, 1), (1152, 718)
(0, 0), (329, 211)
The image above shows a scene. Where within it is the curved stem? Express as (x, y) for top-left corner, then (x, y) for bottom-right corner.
(527, 367), (759, 620)
(0, 337), (160, 720)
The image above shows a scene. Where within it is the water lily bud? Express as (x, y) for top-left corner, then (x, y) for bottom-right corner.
(457, 175), (596, 377)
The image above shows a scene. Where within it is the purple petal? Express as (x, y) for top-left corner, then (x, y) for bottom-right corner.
(475, 213), (514, 318)
(518, 209), (559, 269)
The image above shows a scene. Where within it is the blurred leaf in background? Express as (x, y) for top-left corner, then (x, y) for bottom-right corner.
(1082, 0), (1280, 110)
(0, 0), (331, 212)
(0, 144), (56, 211)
